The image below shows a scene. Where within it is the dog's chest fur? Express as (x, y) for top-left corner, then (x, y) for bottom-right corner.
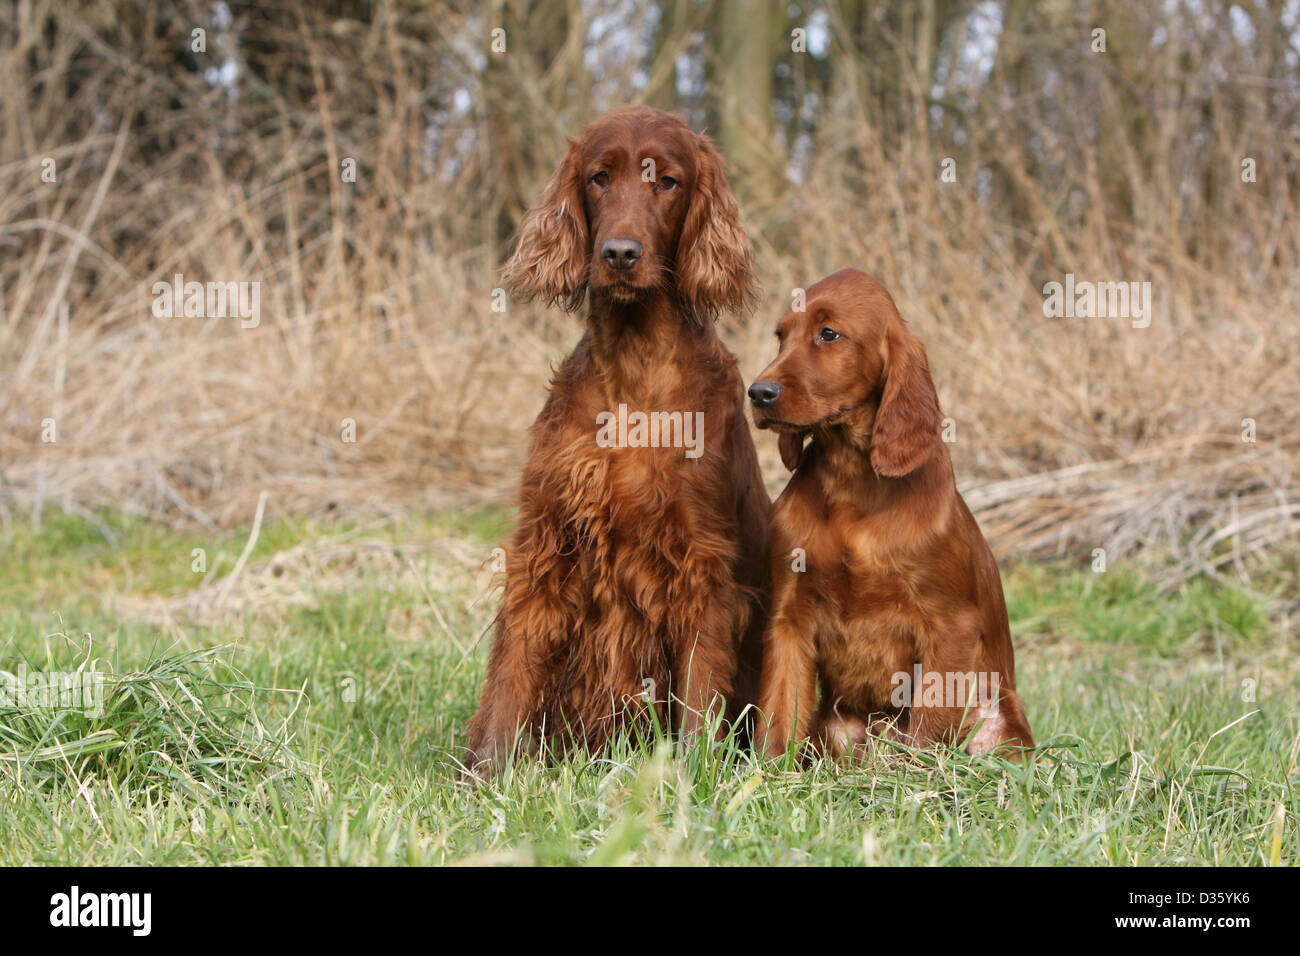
(522, 341), (745, 646)
(776, 487), (967, 713)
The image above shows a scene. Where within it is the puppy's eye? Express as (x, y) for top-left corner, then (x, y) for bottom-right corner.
(590, 171), (611, 187)
(656, 175), (678, 192)
(818, 327), (840, 343)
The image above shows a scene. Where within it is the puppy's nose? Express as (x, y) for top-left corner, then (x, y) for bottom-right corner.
(748, 380), (782, 408)
(601, 238), (643, 271)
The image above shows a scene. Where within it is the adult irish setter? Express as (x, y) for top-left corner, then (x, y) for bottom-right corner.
(466, 107), (769, 775)
(747, 269), (1033, 760)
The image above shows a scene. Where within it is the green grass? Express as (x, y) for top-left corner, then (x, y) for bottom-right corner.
(0, 509), (1294, 865)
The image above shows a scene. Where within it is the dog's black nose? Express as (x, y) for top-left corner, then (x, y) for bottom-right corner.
(601, 238), (643, 271)
(748, 380), (782, 407)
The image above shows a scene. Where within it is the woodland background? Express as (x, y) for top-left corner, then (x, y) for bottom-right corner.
(1, 0), (1297, 585)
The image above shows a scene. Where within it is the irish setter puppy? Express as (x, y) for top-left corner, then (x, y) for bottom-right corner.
(466, 107), (769, 775)
(747, 269), (1033, 760)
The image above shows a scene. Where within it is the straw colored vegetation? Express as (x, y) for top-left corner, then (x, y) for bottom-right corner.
(2, 2), (1296, 574)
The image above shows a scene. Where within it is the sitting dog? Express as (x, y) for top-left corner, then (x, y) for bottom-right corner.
(746, 269), (1033, 759)
(465, 107), (769, 776)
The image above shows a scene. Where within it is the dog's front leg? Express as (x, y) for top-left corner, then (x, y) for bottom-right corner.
(464, 538), (573, 777)
(672, 608), (737, 744)
(464, 609), (549, 779)
(752, 610), (818, 758)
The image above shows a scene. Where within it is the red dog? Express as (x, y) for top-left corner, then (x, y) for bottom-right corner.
(747, 270), (1033, 759)
(466, 107), (769, 775)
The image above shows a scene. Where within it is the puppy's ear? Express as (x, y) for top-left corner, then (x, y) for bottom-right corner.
(676, 135), (756, 318)
(870, 318), (942, 477)
(778, 431), (807, 471)
(501, 140), (589, 312)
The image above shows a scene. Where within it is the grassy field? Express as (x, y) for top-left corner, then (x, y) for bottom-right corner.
(0, 508), (1294, 866)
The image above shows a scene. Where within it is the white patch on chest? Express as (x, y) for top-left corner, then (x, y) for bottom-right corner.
(966, 700), (1008, 755)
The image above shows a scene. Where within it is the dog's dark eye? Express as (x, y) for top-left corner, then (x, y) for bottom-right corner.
(656, 175), (678, 192)
(590, 170), (610, 187)
(818, 327), (840, 343)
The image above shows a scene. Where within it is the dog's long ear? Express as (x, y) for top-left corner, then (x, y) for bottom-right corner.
(870, 317), (942, 477)
(501, 140), (589, 312)
(676, 135), (756, 318)
(778, 431), (808, 471)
